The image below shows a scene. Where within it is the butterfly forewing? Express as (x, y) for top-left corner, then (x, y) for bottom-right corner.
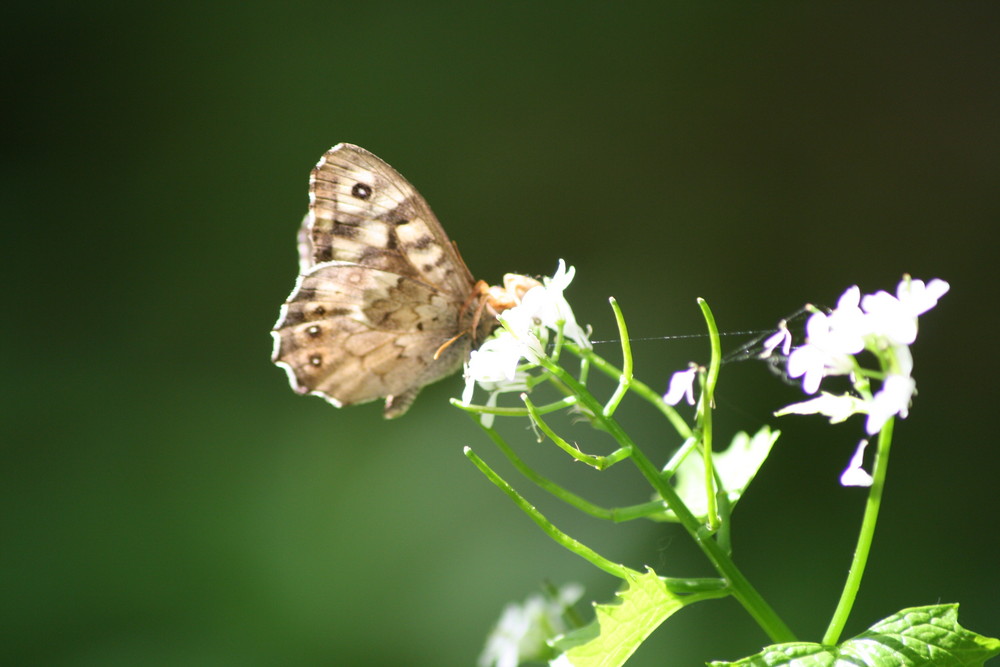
(305, 143), (474, 296)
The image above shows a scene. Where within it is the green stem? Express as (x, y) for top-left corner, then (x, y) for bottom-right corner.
(464, 447), (633, 579)
(662, 436), (699, 478)
(700, 370), (718, 532)
(628, 445), (796, 643)
(537, 357), (796, 643)
(698, 298), (722, 531)
(697, 297), (722, 403)
(565, 343), (693, 440)
(476, 420), (611, 516)
(475, 417), (673, 522)
(602, 298), (633, 417)
(822, 419), (894, 646)
(524, 396), (630, 468)
(450, 396), (576, 418)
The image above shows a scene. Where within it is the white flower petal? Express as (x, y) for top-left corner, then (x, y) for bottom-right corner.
(861, 276), (949, 347)
(479, 391), (500, 428)
(466, 333), (524, 384)
(461, 374), (476, 406)
(663, 367), (697, 406)
(463, 331), (534, 409)
(897, 277), (950, 316)
(503, 259), (590, 349)
(785, 287), (889, 394)
(840, 439), (874, 487)
(892, 343), (913, 377)
(865, 374), (916, 435)
(861, 290), (917, 345)
(775, 392), (866, 423)
(787, 344), (829, 394)
(761, 322), (792, 358)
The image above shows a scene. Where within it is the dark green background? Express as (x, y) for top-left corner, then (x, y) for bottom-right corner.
(5, 3), (998, 665)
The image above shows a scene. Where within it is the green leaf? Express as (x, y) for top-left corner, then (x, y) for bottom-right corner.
(662, 425), (779, 522)
(550, 568), (687, 667)
(710, 604), (1000, 667)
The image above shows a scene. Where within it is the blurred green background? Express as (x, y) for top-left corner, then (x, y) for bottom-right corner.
(5, 3), (999, 665)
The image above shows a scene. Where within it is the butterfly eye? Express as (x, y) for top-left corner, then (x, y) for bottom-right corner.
(351, 182), (373, 200)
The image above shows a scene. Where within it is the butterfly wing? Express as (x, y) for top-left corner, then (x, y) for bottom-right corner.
(301, 143), (475, 296)
(272, 144), (479, 418)
(271, 262), (472, 418)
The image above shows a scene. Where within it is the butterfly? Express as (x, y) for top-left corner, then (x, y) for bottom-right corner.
(271, 144), (533, 418)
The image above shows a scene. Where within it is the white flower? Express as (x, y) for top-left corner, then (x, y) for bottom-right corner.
(773, 276), (946, 486)
(890, 343), (914, 378)
(777, 276), (947, 436)
(775, 392), (867, 423)
(463, 332), (526, 401)
(898, 277), (950, 315)
(761, 321), (792, 358)
(860, 290), (913, 347)
(462, 260), (588, 416)
(785, 277), (947, 396)
(478, 584), (584, 667)
(786, 337), (837, 395)
(786, 312), (857, 394)
(786, 288), (867, 394)
(840, 439), (874, 487)
(497, 308), (547, 364)
(865, 373), (916, 435)
(860, 277), (950, 347)
(828, 285), (870, 344)
(462, 332), (531, 426)
(775, 372), (914, 436)
(506, 259), (590, 349)
(663, 366), (697, 406)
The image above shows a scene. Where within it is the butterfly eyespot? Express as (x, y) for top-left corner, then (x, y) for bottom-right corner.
(351, 182), (373, 200)
(306, 325), (322, 338)
(308, 354), (323, 367)
(411, 235), (433, 249)
(312, 305), (327, 317)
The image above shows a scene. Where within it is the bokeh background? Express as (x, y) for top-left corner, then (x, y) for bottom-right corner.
(5, 3), (999, 665)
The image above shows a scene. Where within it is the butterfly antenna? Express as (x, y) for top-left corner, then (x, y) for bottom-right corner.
(434, 330), (468, 360)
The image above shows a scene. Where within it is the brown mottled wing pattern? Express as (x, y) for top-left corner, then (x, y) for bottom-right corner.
(271, 144), (480, 418)
(300, 143), (474, 293)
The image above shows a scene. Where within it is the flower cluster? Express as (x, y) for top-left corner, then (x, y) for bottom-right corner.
(771, 276), (949, 486)
(478, 583), (583, 667)
(775, 276), (949, 434)
(661, 276), (948, 486)
(461, 260), (590, 425)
